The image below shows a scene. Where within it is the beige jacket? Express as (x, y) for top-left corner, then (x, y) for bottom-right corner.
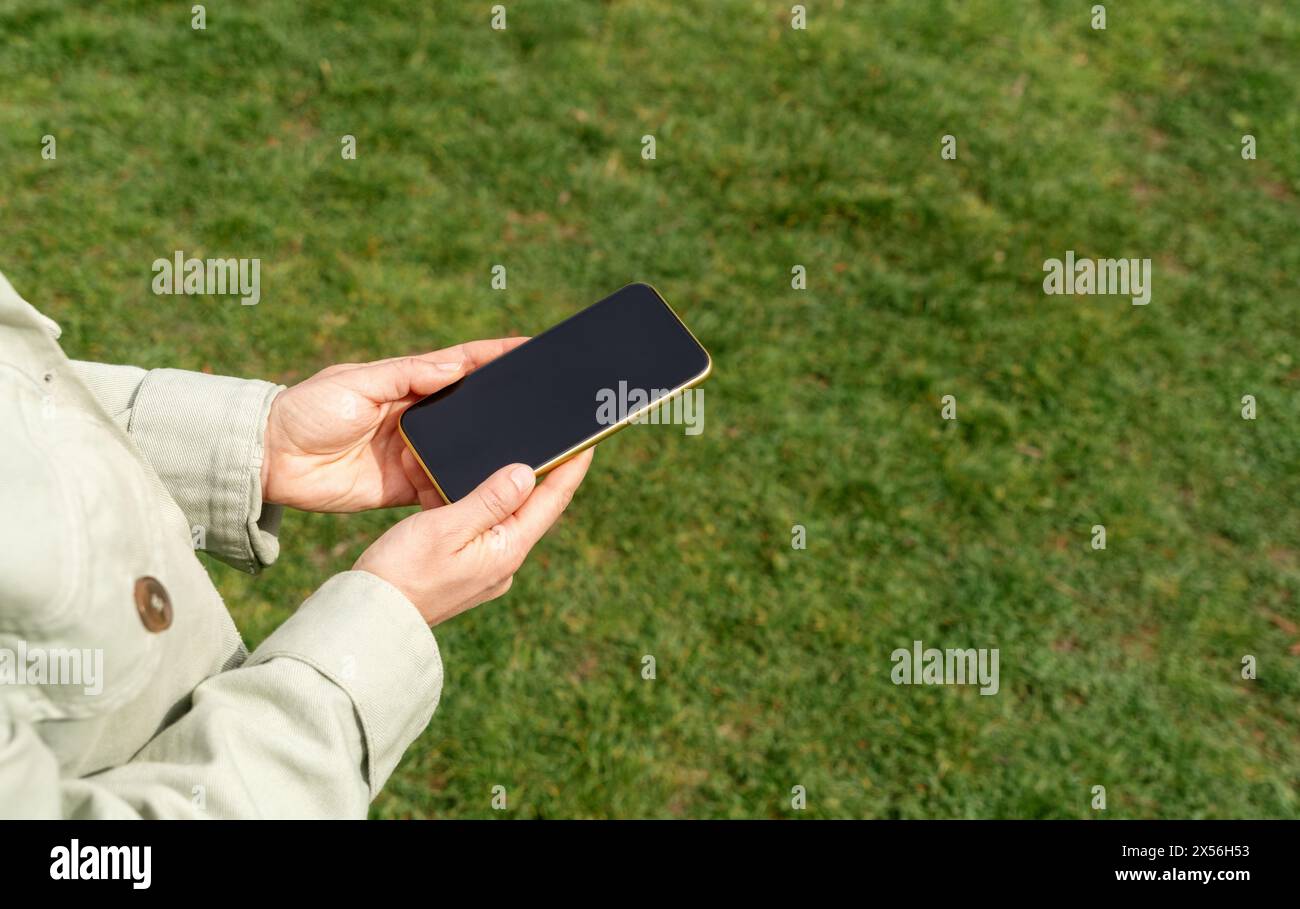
(0, 270), (442, 818)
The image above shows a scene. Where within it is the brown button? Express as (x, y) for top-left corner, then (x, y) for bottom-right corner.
(134, 576), (173, 632)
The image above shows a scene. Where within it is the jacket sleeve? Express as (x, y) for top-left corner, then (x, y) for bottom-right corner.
(68, 362), (285, 574)
(0, 571), (443, 819)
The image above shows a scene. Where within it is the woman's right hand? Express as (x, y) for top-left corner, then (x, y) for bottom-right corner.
(353, 449), (594, 626)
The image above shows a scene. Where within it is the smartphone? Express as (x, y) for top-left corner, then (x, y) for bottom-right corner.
(399, 283), (712, 503)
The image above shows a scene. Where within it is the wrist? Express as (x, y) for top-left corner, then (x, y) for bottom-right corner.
(260, 391), (283, 505)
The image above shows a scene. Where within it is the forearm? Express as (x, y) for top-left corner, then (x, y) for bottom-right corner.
(70, 361), (285, 573)
(3, 571), (441, 819)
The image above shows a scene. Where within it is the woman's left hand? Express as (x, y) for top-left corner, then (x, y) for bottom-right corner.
(261, 338), (527, 512)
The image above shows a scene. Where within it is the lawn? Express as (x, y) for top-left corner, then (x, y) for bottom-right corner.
(2, 0), (1297, 818)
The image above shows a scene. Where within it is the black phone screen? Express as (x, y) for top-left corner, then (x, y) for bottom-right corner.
(399, 283), (711, 502)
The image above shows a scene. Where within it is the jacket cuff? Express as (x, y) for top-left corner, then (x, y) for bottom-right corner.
(127, 368), (285, 573)
(245, 570), (443, 798)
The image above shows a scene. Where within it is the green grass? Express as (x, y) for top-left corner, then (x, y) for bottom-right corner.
(3, 0), (1298, 818)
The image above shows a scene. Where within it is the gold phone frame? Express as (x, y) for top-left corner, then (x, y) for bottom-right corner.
(398, 283), (713, 506)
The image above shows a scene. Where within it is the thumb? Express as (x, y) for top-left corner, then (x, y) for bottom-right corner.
(346, 355), (467, 403)
(445, 463), (536, 542)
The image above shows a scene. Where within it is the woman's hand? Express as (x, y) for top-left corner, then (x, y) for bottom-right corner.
(354, 449), (594, 626)
(261, 338), (527, 512)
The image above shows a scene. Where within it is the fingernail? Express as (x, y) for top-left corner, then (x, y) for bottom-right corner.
(510, 465), (534, 493)
(434, 359), (463, 372)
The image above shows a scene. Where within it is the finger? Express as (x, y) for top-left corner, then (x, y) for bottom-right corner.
(481, 576), (513, 603)
(443, 462), (536, 543)
(400, 446), (447, 510)
(416, 337), (530, 373)
(506, 447), (594, 551)
(344, 356), (468, 403)
(350, 338), (529, 401)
